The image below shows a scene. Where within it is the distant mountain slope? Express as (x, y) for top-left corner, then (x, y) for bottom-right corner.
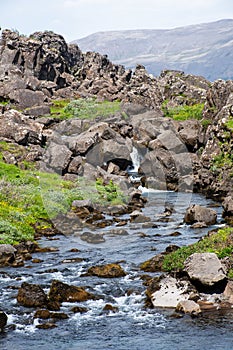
(73, 19), (233, 81)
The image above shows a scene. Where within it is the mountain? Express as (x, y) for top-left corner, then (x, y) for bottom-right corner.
(73, 19), (233, 81)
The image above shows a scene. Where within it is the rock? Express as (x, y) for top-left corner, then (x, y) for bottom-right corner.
(71, 306), (88, 314)
(24, 105), (51, 117)
(80, 232), (105, 244)
(48, 280), (95, 303)
(68, 156), (84, 174)
(130, 210), (151, 223)
(176, 300), (201, 316)
(223, 280), (233, 304)
(157, 129), (187, 153)
(72, 199), (94, 211)
(34, 309), (51, 319)
(0, 244), (16, 266)
(0, 311), (8, 331)
(50, 312), (68, 320)
(36, 322), (57, 330)
(184, 253), (227, 289)
(151, 276), (191, 308)
(17, 282), (47, 308)
(0, 109), (44, 146)
(140, 254), (164, 272)
(87, 263), (126, 278)
(177, 119), (202, 151)
(101, 304), (119, 315)
(9, 89), (46, 109)
(106, 228), (128, 236)
(222, 196), (233, 218)
(184, 204), (217, 226)
(43, 142), (72, 173)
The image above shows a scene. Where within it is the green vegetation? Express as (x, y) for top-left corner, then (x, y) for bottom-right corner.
(50, 98), (121, 120)
(0, 158), (125, 245)
(95, 178), (125, 205)
(162, 101), (204, 121)
(0, 99), (9, 106)
(225, 117), (233, 132)
(162, 227), (233, 275)
(212, 151), (233, 170)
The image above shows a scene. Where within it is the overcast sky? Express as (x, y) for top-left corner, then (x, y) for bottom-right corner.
(1, 0), (233, 42)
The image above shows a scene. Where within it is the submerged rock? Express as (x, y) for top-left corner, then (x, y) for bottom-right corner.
(87, 263), (126, 278)
(17, 282), (47, 308)
(48, 280), (95, 303)
(0, 311), (8, 331)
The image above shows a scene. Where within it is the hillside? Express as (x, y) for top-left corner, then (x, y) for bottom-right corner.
(74, 19), (233, 81)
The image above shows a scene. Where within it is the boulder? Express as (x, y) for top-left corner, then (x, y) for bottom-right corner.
(184, 253), (227, 288)
(48, 280), (95, 303)
(184, 204), (217, 226)
(177, 119), (201, 151)
(87, 263), (126, 278)
(0, 244), (16, 266)
(176, 300), (201, 315)
(17, 282), (48, 308)
(222, 196), (233, 218)
(9, 89), (46, 109)
(151, 276), (191, 308)
(43, 142), (72, 172)
(68, 156), (84, 174)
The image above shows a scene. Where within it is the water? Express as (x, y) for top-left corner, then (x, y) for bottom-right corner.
(0, 191), (232, 350)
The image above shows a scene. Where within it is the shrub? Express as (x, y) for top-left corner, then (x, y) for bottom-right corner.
(50, 98), (121, 120)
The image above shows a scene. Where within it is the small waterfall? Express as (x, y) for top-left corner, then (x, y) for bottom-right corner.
(129, 147), (142, 184)
(129, 147), (141, 173)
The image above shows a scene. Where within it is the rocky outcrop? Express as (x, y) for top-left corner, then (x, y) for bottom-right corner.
(158, 70), (209, 107)
(0, 109), (44, 146)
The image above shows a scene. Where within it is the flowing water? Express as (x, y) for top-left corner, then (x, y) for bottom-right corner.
(0, 191), (232, 350)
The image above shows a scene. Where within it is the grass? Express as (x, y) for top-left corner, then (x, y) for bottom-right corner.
(0, 159), (125, 245)
(225, 117), (233, 132)
(50, 98), (121, 120)
(162, 227), (233, 275)
(162, 101), (204, 121)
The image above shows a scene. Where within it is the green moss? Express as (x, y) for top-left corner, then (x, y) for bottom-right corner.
(162, 102), (204, 121)
(50, 98), (121, 120)
(162, 227), (233, 273)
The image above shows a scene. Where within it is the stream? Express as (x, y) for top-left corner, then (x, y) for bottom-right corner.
(0, 191), (233, 350)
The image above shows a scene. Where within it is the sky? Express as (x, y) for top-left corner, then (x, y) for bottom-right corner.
(1, 0), (233, 42)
